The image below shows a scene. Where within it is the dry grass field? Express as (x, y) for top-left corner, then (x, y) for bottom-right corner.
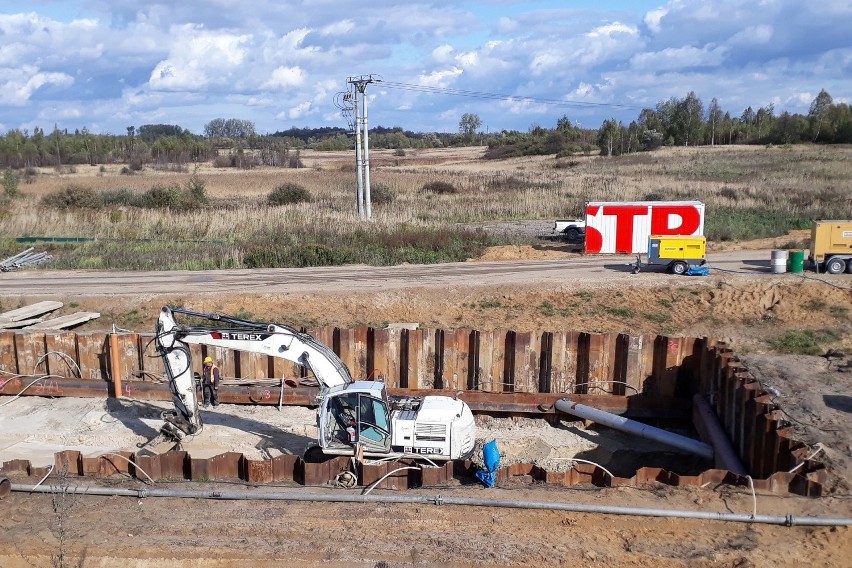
(1, 144), (850, 269)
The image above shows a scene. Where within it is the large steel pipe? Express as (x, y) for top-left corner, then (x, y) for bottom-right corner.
(0, 477), (10, 500)
(692, 394), (748, 475)
(555, 398), (714, 461)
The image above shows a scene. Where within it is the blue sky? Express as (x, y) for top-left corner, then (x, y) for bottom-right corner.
(0, 0), (849, 136)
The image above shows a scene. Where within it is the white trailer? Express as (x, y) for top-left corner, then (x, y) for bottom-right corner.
(584, 201), (705, 255)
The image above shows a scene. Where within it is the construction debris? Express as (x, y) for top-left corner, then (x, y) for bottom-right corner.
(23, 312), (100, 330)
(0, 248), (52, 271)
(0, 301), (63, 329)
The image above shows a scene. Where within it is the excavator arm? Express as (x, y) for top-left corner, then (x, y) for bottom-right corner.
(154, 306), (352, 440)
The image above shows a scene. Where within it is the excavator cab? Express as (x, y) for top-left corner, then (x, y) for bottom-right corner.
(320, 383), (392, 454)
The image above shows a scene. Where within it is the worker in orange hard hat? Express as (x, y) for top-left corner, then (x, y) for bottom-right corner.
(202, 356), (220, 407)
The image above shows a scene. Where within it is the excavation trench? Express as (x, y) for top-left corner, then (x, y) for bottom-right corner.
(0, 328), (828, 495)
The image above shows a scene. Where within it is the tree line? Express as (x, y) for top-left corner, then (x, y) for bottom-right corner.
(594, 89), (851, 156)
(1, 89), (848, 169)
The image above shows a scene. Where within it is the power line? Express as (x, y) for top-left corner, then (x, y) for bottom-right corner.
(378, 80), (643, 111)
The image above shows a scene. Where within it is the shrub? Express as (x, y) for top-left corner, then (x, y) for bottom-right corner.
(422, 181), (457, 194)
(212, 155), (233, 168)
(268, 183), (312, 205)
(370, 183), (396, 205)
(120, 166), (134, 175)
(184, 167), (208, 205)
(2, 170), (19, 198)
(101, 188), (136, 206)
(719, 187), (738, 200)
(642, 192), (666, 201)
(41, 185), (103, 209)
(393, 148), (406, 157)
(140, 185), (182, 208)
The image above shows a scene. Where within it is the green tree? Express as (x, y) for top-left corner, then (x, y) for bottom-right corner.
(597, 119), (619, 156)
(458, 113), (482, 144)
(808, 89), (833, 142)
(2, 169), (20, 197)
(706, 97), (723, 145)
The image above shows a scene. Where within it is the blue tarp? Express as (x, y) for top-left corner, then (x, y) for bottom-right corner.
(475, 439), (501, 488)
(687, 265), (710, 276)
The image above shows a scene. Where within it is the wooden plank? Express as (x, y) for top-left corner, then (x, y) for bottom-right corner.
(0, 301), (63, 322)
(24, 312), (100, 330)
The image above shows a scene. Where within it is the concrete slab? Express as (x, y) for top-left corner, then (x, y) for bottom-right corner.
(0, 301), (63, 322)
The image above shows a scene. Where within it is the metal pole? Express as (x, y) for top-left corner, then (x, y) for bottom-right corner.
(362, 85), (372, 220)
(353, 87), (364, 220)
(13, 484), (852, 527)
(109, 332), (123, 398)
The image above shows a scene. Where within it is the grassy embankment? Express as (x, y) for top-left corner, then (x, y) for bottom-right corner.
(1, 144), (850, 270)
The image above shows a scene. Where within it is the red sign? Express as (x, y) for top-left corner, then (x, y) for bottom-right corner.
(585, 201), (704, 254)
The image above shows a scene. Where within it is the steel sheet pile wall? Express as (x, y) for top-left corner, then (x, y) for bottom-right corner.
(0, 328), (827, 495)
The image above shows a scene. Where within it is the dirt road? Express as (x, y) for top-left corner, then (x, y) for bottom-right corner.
(0, 249), (791, 297)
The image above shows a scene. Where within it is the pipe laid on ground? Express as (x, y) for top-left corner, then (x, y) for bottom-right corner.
(555, 398), (714, 461)
(10, 483), (852, 527)
(692, 394), (748, 476)
(0, 477), (9, 499)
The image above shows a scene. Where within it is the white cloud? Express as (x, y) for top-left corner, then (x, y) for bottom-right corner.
(0, 65), (74, 105)
(644, 8), (668, 33)
(417, 68), (463, 88)
(148, 25), (252, 91)
(263, 66), (306, 89)
(728, 25), (773, 46)
(631, 45), (728, 71)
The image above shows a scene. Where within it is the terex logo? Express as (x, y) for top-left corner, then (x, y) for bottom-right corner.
(404, 446), (444, 455)
(585, 201), (704, 254)
(210, 332), (270, 341)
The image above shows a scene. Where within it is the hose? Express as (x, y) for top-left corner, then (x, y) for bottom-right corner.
(11, 483), (852, 527)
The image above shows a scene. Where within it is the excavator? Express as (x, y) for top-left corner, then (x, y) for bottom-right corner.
(154, 306), (476, 461)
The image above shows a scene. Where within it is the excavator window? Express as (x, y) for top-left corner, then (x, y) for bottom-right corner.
(327, 392), (390, 448)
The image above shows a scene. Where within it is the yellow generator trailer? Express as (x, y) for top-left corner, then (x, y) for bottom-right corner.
(634, 235), (707, 275)
(810, 221), (852, 274)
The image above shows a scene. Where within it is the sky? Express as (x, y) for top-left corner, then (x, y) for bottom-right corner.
(0, 0), (850, 136)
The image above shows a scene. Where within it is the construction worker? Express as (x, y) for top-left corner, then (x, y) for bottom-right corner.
(202, 356), (220, 407)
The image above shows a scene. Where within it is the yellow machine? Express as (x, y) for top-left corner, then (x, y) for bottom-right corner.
(810, 221), (852, 274)
(634, 235), (707, 275)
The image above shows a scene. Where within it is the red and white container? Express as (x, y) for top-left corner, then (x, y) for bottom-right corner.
(584, 201), (705, 254)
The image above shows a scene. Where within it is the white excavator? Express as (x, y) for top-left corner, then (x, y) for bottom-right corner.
(154, 306), (476, 461)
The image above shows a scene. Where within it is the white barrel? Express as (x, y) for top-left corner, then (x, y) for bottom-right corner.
(771, 250), (788, 273)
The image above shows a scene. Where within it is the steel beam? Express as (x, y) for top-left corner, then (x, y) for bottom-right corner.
(0, 377), (688, 418)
